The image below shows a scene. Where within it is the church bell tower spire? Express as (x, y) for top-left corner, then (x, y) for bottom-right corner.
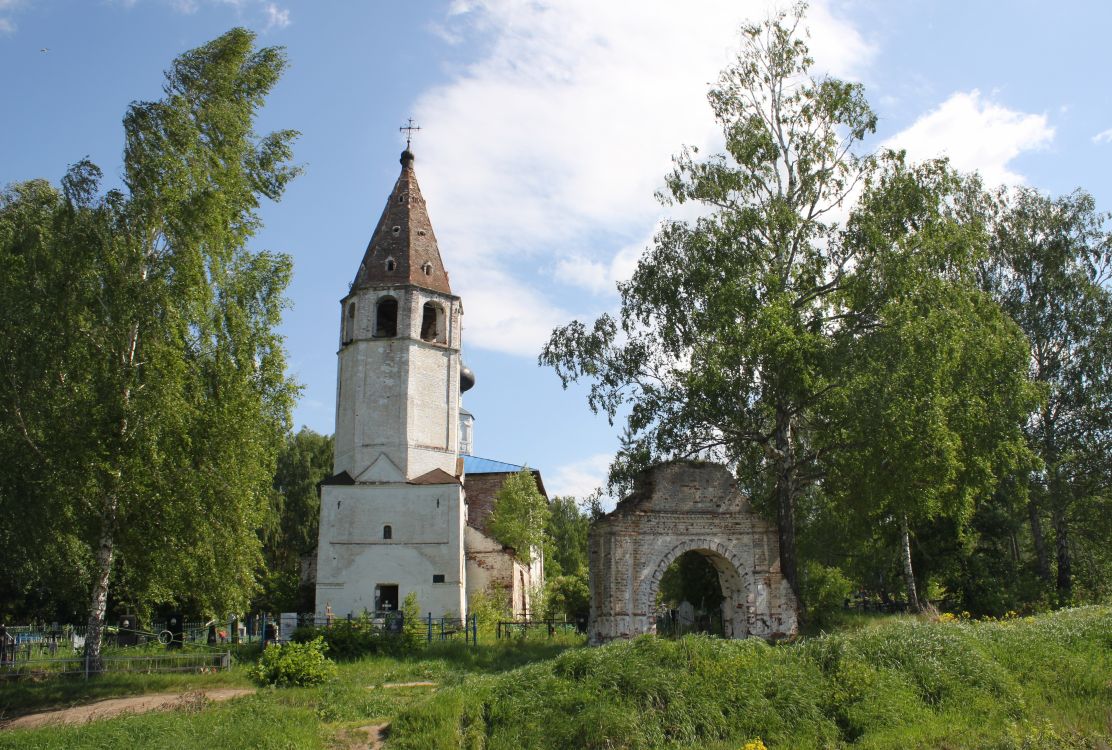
(331, 148), (463, 483)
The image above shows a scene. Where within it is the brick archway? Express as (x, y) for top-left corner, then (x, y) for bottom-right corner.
(587, 461), (797, 644)
(642, 538), (752, 638)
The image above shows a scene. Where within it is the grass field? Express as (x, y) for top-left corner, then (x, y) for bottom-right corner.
(2, 608), (1110, 749)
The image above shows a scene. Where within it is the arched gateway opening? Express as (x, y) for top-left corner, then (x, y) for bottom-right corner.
(587, 461), (798, 645)
(654, 549), (730, 637)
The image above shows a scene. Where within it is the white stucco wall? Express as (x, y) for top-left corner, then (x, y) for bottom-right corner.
(332, 286), (461, 482)
(316, 481), (467, 619)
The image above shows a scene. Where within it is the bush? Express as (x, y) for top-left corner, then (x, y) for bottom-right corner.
(292, 612), (402, 660)
(802, 561), (853, 626)
(248, 636), (337, 687)
(469, 586), (512, 637)
(401, 592), (426, 650)
(544, 572), (589, 621)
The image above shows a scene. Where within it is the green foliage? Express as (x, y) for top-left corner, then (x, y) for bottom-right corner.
(543, 572), (589, 621)
(982, 186), (1112, 604)
(489, 469), (550, 564)
(543, 496), (590, 577)
(401, 592), (425, 651)
(540, 6), (1035, 609)
(469, 586), (512, 637)
(248, 636), (336, 687)
(0, 28), (299, 650)
(292, 616), (396, 660)
(658, 551), (725, 611)
(801, 562), (854, 627)
(255, 427), (333, 612)
(391, 606), (1112, 749)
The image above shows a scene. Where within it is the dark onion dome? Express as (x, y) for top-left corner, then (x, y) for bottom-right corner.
(460, 363), (476, 393)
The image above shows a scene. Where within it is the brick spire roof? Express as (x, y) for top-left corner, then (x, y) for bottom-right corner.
(352, 150), (452, 295)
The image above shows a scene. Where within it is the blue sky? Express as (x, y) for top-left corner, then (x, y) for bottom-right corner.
(2, 0), (1110, 503)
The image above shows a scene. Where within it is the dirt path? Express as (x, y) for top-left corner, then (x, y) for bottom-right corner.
(1, 687), (254, 731)
(350, 723), (389, 750)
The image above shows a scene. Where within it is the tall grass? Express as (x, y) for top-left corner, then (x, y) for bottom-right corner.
(389, 606), (1112, 749)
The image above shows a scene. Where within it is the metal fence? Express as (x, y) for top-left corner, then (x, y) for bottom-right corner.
(0, 649), (230, 680)
(654, 609), (725, 637)
(496, 617), (584, 639)
(427, 614), (478, 643)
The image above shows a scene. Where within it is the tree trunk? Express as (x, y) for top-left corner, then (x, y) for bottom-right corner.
(1027, 496), (1051, 584)
(900, 514), (920, 613)
(84, 495), (118, 673)
(772, 411), (800, 607)
(1052, 506), (1072, 605)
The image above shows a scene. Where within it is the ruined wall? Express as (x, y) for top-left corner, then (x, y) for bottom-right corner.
(464, 525), (543, 618)
(588, 461), (797, 644)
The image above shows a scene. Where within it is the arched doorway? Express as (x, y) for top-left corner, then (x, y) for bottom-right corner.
(643, 539), (750, 639)
(655, 551), (726, 636)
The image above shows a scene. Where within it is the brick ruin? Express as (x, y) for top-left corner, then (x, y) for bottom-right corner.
(587, 460), (798, 644)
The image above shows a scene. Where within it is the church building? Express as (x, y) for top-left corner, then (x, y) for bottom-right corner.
(313, 147), (545, 620)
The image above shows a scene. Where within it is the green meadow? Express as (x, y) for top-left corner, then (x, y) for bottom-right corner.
(3, 607), (1111, 749)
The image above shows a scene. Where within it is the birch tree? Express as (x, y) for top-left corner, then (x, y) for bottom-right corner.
(0, 28), (299, 665)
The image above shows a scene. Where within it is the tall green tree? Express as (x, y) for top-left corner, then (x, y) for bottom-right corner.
(541, 7), (1033, 605)
(0, 28), (299, 663)
(982, 187), (1112, 603)
(544, 496), (590, 577)
(489, 469), (550, 565)
(257, 428), (333, 612)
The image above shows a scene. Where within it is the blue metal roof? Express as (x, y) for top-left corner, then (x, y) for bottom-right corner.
(462, 455), (526, 474)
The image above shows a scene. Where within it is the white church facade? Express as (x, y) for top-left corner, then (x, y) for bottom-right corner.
(313, 148), (545, 619)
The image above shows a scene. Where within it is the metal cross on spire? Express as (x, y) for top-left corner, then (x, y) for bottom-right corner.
(400, 118), (421, 149)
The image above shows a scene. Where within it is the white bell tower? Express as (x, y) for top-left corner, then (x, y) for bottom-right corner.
(316, 148), (468, 619)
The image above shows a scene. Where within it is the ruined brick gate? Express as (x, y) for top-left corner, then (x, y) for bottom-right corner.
(587, 461), (798, 644)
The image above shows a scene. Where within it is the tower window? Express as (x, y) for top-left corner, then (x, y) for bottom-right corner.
(422, 262), (433, 276)
(343, 302), (356, 344)
(374, 297), (398, 338)
(421, 302), (446, 344)
(385, 257), (396, 272)
(391, 226), (401, 236)
(383, 525), (392, 540)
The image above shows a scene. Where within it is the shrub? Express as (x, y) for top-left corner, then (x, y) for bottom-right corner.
(802, 561), (853, 626)
(293, 612), (398, 660)
(469, 585), (512, 637)
(401, 592), (426, 650)
(248, 636), (337, 687)
(543, 572), (589, 621)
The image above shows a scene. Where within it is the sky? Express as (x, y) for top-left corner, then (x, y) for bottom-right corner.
(2, 0), (1110, 505)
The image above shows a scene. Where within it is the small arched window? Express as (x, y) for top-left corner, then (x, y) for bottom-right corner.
(343, 302), (356, 344)
(383, 525), (392, 540)
(374, 297), (398, 338)
(421, 302), (446, 344)
(421, 262), (433, 276)
(385, 257), (396, 272)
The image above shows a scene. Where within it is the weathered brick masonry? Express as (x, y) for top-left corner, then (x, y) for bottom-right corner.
(588, 460), (798, 644)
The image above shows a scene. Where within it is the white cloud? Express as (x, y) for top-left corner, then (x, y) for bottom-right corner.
(554, 256), (612, 295)
(454, 265), (568, 356)
(882, 90), (1054, 186)
(1093, 127), (1112, 144)
(546, 452), (613, 502)
(412, 0), (875, 357)
(263, 2), (289, 30)
(0, 0), (20, 32)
